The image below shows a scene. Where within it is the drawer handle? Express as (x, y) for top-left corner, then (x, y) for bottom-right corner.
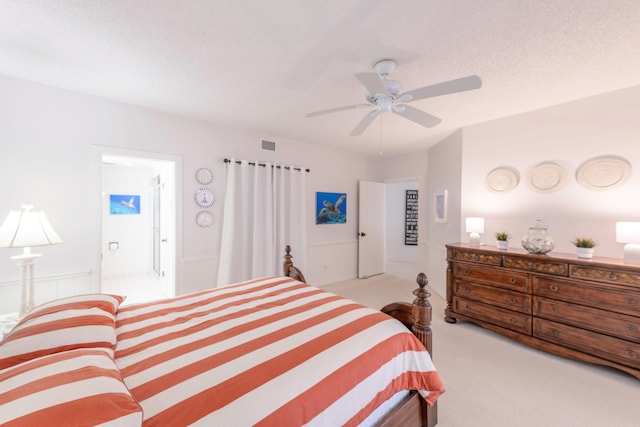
(472, 254), (479, 261)
(608, 273), (619, 281)
(550, 329), (559, 336)
(530, 263), (537, 269)
(549, 284), (559, 292)
(464, 269), (471, 275)
(551, 306), (559, 313)
(626, 324), (638, 332)
(465, 304), (471, 310)
(509, 297), (516, 304)
(463, 286), (471, 293)
(627, 350), (637, 359)
(509, 278), (517, 284)
(625, 298), (637, 306)
(509, 318), (517, 324)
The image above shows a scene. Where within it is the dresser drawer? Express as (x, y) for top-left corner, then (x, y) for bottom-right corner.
(453, 297), (532, 334)
(453, 263), (530, 292)
(455, 281), (531, 314)
(534, 297), (640, 342)
(503, 256), (568, 276)
(534, 318), (640, 370)
(451, 249), (501, 266)
(570, 265), (640, 287)
(534, 276), (640, 316)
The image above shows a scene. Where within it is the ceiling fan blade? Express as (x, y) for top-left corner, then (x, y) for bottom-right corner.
(349, 109), (381, 136)
(354, 72), (388, 95)
(306, 103), (371, 117)
(403, 75), (482, 101)
(393, 104), (442, 128)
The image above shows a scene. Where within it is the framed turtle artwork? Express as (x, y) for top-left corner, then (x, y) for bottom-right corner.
(316, 191), (347, 224)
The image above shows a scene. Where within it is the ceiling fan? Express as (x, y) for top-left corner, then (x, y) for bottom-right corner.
(306, 59), (482, 136)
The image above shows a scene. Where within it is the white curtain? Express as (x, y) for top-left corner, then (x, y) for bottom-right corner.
(217, 159), (307, 286)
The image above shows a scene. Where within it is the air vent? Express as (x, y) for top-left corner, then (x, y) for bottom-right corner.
(261, 140), (276, 151)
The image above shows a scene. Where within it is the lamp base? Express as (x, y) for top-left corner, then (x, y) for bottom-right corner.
(11, 251), (42, 318)
(469, 232), (480, 247)
(623, 243), (640, 264)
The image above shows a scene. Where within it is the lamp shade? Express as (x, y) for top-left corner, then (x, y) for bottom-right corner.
(465, 217), (485, 234)
(0, 206), (63, 248)
(615, 222), (640, 243)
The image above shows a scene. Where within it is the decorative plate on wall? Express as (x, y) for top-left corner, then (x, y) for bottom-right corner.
(526, 162), (566, 193)
(195, 168), (214, 185)
(576, 155), (631, 190)
(485, 166), (520, 193)
(194, 187), (215, 208)
(196, 211), (214, 227)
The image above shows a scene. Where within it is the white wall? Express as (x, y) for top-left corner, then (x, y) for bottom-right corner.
(0, 74), (382, 312)
(425, 131), (464, 298)
(460, 85), (640, 258)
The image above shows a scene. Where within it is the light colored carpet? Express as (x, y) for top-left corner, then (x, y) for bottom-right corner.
(323, 274), (639, 427)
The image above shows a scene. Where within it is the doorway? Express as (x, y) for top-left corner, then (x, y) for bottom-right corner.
(358, 178), (421, 280)
(98, 148), (179, 303)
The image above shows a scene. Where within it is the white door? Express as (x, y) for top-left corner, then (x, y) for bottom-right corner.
(358, 180), (385, 278)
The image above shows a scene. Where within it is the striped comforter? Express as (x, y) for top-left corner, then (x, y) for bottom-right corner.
(114, 276), (444, 426)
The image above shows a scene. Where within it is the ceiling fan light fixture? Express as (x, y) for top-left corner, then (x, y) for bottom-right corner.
(380, 97), (394, 112)
(305, 58), (482, 136)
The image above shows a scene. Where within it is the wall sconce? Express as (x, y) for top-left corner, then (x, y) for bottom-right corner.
(465, 217), (485, 247)
(616, 221), (640, 264)
(0, 205), (63, 317)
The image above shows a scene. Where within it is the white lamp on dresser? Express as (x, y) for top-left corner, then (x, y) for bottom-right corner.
(465, 217), (485, 247)
(0, 205), (63, 317)
(616, 221), (640, 264)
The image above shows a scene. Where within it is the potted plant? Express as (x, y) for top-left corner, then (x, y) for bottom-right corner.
(495, 232), (510, 250)
(572, 237), (596, 259)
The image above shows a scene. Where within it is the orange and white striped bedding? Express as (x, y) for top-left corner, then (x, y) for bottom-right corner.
(115, 276), (444, 426)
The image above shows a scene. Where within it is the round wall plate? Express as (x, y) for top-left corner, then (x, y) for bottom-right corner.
(195, 168), (213, 185)
(195, 187), (215, 208)
(526, 162), (566, 193)
(196, 211), (214, 227)
(486, 166), (520, 193)
(576, 155), (631, 190)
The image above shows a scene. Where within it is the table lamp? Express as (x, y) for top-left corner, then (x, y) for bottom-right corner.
(0, 205), (63, 317)
(466, 217), (485, 247)
(616, 221), (640, 264)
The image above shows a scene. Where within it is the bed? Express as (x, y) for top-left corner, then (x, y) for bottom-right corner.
(0, 246), (443, 426)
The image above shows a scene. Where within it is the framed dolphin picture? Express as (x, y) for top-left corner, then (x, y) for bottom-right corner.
(110, 194), (141, 215)
(316, 192), (346, 224)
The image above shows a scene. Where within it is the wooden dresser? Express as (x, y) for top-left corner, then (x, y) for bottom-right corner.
(445, 243), (640, 379)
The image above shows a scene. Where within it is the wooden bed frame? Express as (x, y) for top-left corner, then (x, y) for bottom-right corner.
(283, 245), (437, 427)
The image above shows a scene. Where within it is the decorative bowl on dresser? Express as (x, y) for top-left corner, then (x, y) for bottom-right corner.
(445, 243), (640, 379)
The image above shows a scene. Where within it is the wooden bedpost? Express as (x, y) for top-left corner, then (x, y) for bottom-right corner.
(283, 245), (294, 277)
(411, 273), (433, 356)
(380, 272), (433, 355)
(283, 245), (307, 283)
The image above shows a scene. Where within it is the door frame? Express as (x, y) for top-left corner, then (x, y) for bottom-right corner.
(94, 146), (183, 297)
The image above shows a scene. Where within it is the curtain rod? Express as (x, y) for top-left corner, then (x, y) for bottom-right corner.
(223, 158), (310, 173)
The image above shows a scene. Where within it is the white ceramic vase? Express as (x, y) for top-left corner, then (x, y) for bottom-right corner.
(576, 247), (594, 259)
(496, 240), (509, 250)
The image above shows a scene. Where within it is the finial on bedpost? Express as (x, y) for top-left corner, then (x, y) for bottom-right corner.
(283, 245), (293, 276)
(412, 272), (433, 355)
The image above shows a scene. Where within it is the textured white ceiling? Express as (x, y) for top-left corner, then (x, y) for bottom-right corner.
(1, 1), (639, 156)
